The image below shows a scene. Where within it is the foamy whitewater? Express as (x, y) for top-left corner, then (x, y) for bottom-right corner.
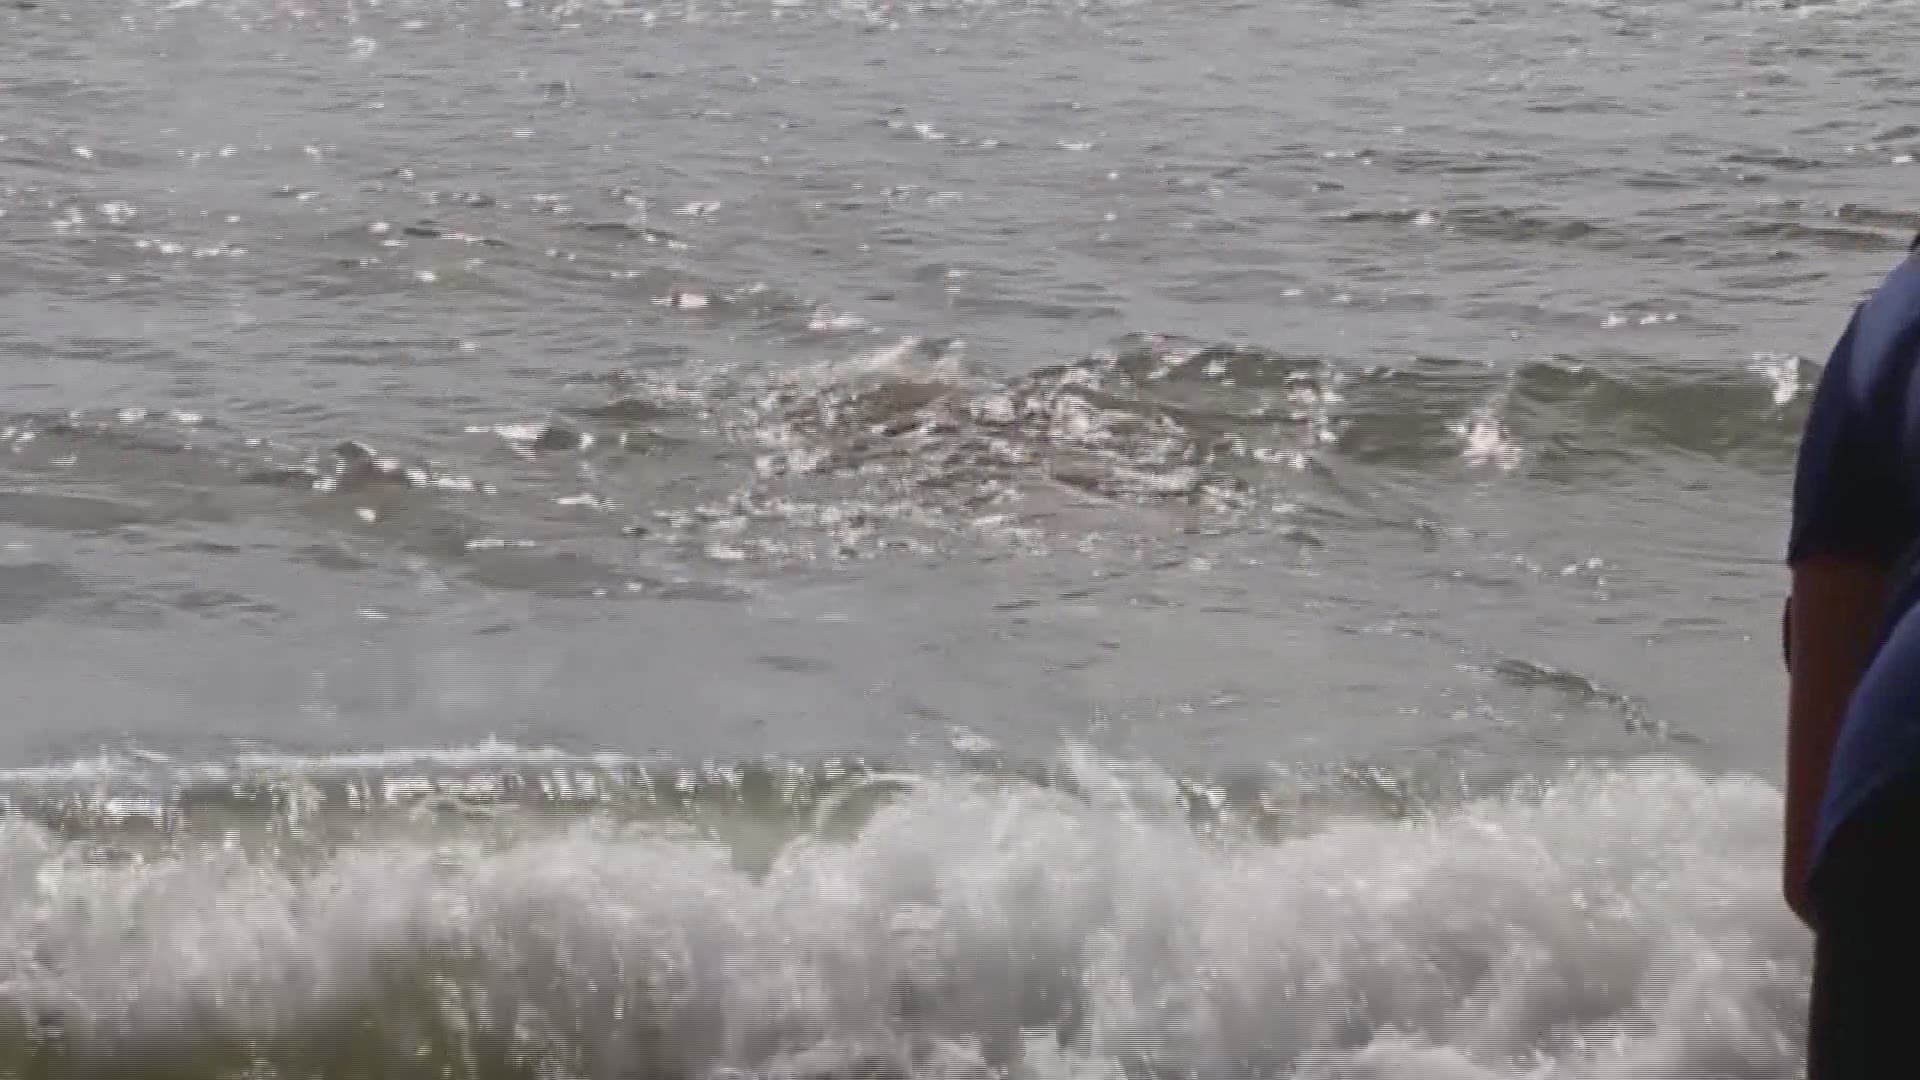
(0, 745), (1805, 1079)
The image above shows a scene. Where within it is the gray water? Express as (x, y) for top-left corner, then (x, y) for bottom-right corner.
(0, 0), (1892, 1073)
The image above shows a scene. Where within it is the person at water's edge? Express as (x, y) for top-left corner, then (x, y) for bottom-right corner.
(1785, 231), (1920, 1075)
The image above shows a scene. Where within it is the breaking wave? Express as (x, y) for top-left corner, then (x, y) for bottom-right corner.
(0, 742), (1808, 1079)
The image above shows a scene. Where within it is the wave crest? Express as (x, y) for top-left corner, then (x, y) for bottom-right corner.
(0, 752), (1807, 1079)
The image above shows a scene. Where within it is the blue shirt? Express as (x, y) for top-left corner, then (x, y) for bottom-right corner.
(1790, 249), (1920, 874)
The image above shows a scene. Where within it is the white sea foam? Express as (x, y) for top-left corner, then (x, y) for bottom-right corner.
(0, 748), (1809, 1078)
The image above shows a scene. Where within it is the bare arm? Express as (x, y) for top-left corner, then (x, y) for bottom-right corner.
(1784, 556), (1890, 924)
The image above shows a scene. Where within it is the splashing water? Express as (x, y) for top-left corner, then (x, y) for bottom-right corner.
(0, 746), (1807, 1080)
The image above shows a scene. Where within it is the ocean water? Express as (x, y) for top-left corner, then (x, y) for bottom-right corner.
(0, 0), (1902, 1071)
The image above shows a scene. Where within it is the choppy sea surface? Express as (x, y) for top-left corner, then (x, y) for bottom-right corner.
(0, 0), (1902, 1072)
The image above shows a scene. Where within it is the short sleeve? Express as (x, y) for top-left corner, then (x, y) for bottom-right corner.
(1787, 307), (1912, 566)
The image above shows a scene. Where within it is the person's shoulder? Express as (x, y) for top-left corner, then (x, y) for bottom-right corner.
(1842, 253), (1920, 379)
(1859, 251), (1920, 327)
